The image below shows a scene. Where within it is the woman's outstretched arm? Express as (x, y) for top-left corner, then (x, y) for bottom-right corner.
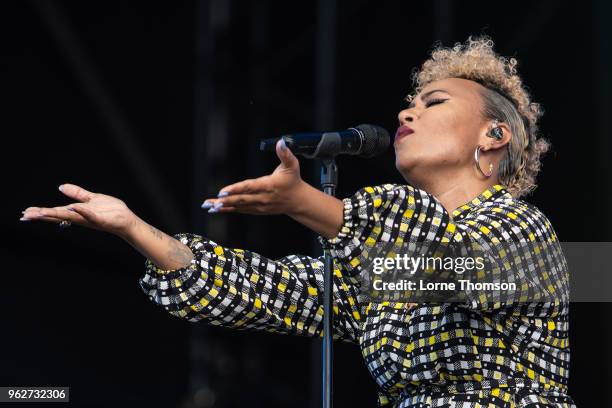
(21, 183), (363, 341)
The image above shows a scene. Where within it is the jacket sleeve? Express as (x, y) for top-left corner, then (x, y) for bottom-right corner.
(317, 183), (569, 311)
(139, 233), (363, 343)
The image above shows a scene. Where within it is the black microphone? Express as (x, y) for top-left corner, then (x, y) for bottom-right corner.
(259, 124), (390, 159)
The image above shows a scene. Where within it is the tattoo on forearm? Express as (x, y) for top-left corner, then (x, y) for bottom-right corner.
(146, 222), (193, 268)
(148, 224), (164, 240)
(167, 236), (195, 266)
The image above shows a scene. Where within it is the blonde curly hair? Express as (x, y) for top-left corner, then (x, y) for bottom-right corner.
(408, 35), (549, 198)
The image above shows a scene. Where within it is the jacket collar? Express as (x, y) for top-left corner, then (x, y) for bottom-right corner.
(450, 184), (509, 220)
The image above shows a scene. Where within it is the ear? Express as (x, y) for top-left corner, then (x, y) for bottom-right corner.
(479, 121), (512, 153)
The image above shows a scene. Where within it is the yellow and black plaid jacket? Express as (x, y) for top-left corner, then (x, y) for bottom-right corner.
(139, 183), (575, 407)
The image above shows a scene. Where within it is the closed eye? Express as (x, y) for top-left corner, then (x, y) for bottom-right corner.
(425, 98), (448, 108)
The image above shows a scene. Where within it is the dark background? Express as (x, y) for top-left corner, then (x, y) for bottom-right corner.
(3, 0), (611, 407)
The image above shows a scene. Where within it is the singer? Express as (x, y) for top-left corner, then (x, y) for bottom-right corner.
(21, 36), (575, 407)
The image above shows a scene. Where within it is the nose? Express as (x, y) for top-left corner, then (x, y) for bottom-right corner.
(397, 108), (415, 126)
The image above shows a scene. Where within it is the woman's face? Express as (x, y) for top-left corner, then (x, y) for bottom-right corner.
(394, 77), (491, 188)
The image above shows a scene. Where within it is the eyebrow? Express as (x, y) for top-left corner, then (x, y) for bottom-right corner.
(408, 89), (450, 108)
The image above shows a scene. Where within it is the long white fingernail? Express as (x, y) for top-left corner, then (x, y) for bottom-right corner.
(208, 202), (224, 213)
(217, 191), (229, 198)
(201, 200), (213, 209)
(58, 185), (64, 192)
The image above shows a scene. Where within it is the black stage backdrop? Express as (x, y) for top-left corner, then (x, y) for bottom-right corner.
(2, 1), (611, 407)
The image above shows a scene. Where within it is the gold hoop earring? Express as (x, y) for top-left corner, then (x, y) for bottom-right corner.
(474, 145), (493, 177)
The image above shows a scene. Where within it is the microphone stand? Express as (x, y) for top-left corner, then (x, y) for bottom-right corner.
(319, 158), (337, 408)
(261, 128), (386, 408)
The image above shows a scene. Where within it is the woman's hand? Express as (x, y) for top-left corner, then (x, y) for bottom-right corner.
(202, 138), (344, 238)
(21, 184), (138, 238)
(203, 139), (308, 216)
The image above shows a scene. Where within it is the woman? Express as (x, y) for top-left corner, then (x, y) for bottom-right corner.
(21, 37), (575, 407)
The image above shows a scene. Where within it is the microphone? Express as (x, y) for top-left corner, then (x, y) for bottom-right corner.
(259, 124), (390, 159)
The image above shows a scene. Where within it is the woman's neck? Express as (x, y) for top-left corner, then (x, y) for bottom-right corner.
(419, 177), (499, 216)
